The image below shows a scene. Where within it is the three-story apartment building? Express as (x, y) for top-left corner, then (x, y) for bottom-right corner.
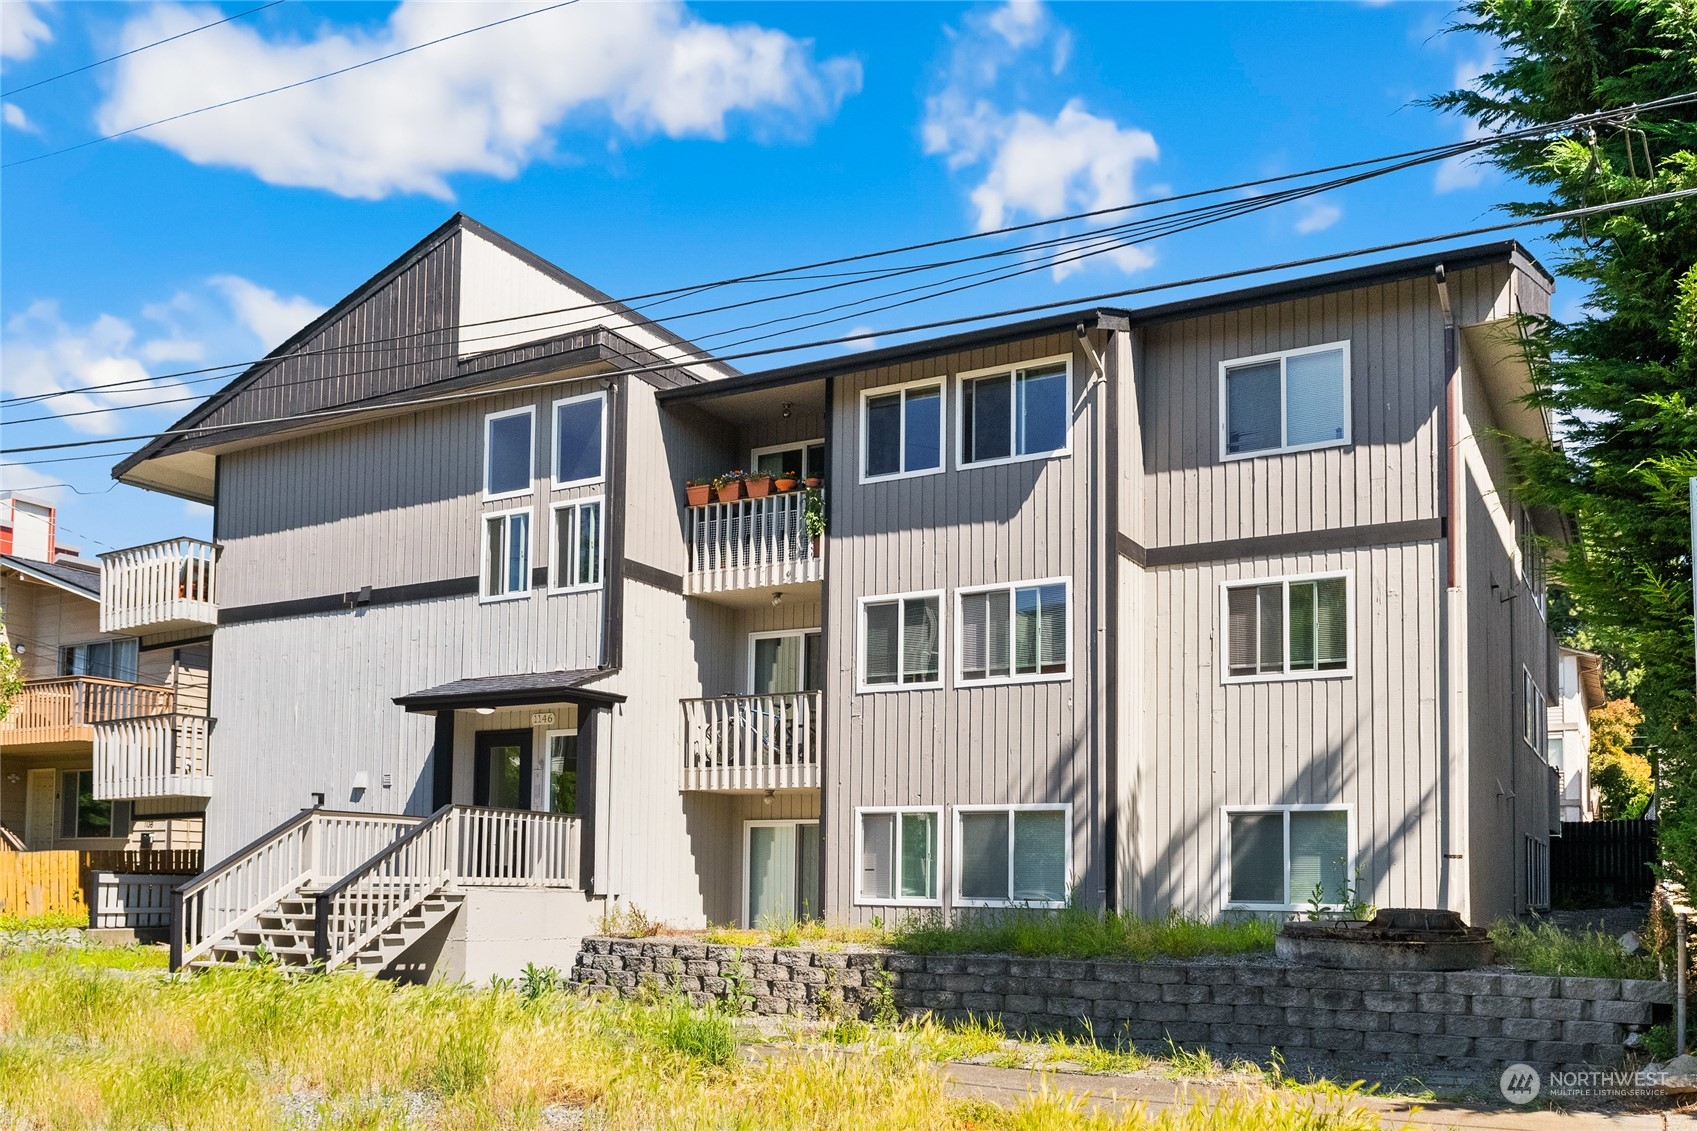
(102, 215), (1560, 974)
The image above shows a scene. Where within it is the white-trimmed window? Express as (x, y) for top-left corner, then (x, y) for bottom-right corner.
(550, 497), (603, 593)
(482, 509), (531, 600)
(1223, 805), (1352, 910)
(861, 379), (943, 481)
(752, 440), (825, 480)
(1518, 508), (1546, 617)
(954, 805), (1070, 907)
(484, 406), (535, 499)
(858, 592), (942, 690)
(1220, 341), (1350, 460)
(1222, 573), (1351, 682)
(553, 391), (606, 488)
(957, 579), (1069, 684)
(857, 807), (941, 905)
(959, 358), (1071, 467)
(1523, 668), (1547, 758)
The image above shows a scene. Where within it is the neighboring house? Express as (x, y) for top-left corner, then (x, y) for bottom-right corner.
(101, 216), (1562, 974)
(1550, 647), (1606, 823)
(0, 492), (210, 854)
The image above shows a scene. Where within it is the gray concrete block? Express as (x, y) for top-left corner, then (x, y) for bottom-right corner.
(1110, 981), (1162, 1003)
(1045, 997), (1090, 1018)
(1332, 1011), (1388, 1032)
(1312, 1028), (1365, 1052)
(1622, 979), (1674, 1004)
(1501, 1017), (1564, 1042)
(964, 958), (1009, 977)
(814, 952), (850, 970)
(754, 963), (791, 982)
(1309, 988), (1363, 1011)
(938, 975), (984, 994)
(1142, 1002), (1191, 1023)
(1497, 974), (1556, 998)
(1233, 1004), (1287, 1027)
(1417, 1034), (1473, 1058)
(1558, 977), (1621, 1002)
(1140, 965), (1187, 984)
(1210, 984), (1262, 1006)
(1071, 980), (1113, 1000)
(1093, 961), (1142, 983)
(1283, 1007), (1337, 1028)
(1561, 1020), (1622, 1044)
(1443, 972), (1501, 997)
(1365, 1030), (1420, 1054)
(1162, 983), (1211, 1004)
(1091, 998), (1140, 1021)
(885, 954), (926, 972)
(1527, 1040), (1591, 1065)
(1161, 1022), (1211, 1045)
(1184, 966), (1238, 985)
(919, 990), (960, 1010)
(1443, 1014), (1503, 1038)
(924, 957), (965, 975)
(1005, 994), (1044, 1013)
(1416, 992), (1468, 1014)
(789, 967), (827, 986)
(1530, 997), (1585, 1021)
(1188, 1002), (1236, 1024)
(1473, 1037), (1530, 1061)
(1387, 971), (1443, 993)
(1262, 1026), (1312, 1049)
(1261, 986), (1309, 1007)
(1390, 1012), (1444, 1035)
(1589, 999), (1654, 1026)
(1362, 991), (1417, 1013)
(1471, 996), (1530, 1019)
(961, 992), (1004, 1012)
(1235, 966), (1288, 987)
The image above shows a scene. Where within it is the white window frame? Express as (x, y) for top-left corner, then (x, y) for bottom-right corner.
(953, 576), (1072, 686)
(750, 438), (826, 480)
(1217, 340), (1352, 462)
(954, 354), (1073, 470)
(742, 818), (820, 929)
(859, 377), (946, 484)
(483, 405), (537, 501)
(479, 506), (533, 604)
(747, 628), (822, 693)
(1219, 803), (1355, 912)
(856, 589), (945, 693)
(543, 726), (580, 815)
(951, 803), (1072, 909)
(853, 805), (944, 907)
(1523, 667), (1548, 758)
(1517, 508), (1547, 621)
(548, 495), (604, 594)
(1218, 570), (1355, 685)
(551, 390), (607, 490)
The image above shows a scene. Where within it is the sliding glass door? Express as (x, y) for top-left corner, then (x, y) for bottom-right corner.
(745, 820), (820, 927)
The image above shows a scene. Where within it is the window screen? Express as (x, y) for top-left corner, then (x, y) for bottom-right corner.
(863, 602), (901, 686)
(899, 811), (938, 901)
(958, 811), (1010, 901)
(1228, 811), (1285, 904)
(1224, 345), (1348, 457)
(486, 411), (533, 495)
(961, 583), (1066, 682)
(958, 807), (1068, 904)
(1011, 810), (1067, 902)
(962, 364), (1068, 464)
(1228, 808), (1349, 907)
(555, 394), (604, 485)
(1289, 810), (1349, 905)
(860, 812), (895, 901)
(1226, 577), (1347, 678)
(864, 385), (942, 478)
(863, 595), (940, 686)
(1224, 361), (1281, 455)
(960, 590), (1012, 681)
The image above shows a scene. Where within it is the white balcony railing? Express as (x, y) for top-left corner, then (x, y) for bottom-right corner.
(93, 713), (215, 800)
(100, 538), (218, 634)
(681, 690), (820, 792)
(686, 491), (822, 596)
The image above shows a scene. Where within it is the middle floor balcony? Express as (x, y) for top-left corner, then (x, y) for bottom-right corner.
(686, 489), (823, 602)
(681, 690), (821, 792)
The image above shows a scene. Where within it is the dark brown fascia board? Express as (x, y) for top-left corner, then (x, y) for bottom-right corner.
(394, 684), (627, 713)
(658, 240), (1550, 405)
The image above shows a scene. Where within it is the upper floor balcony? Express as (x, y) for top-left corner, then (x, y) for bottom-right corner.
(100, 538), (218, 635)
(681, 690), (820, 792)
(1, 677), (175, 751)
(686, 488), (823, 602)
(93, 713), (215, 801)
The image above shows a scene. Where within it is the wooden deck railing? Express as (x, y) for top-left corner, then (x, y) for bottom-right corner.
(93, 713), (214, 800)
(0, 677), (175, 744)
(313, 806), (581, 971)
(89, 872), (176, 929)
(686, 491), (822, 595)
(681, 690), (820, 791)
(174, 809), (421, 969)
(99, 537), (218, 634)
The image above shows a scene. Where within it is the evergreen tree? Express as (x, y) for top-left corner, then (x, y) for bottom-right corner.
(1433, 2), (1697, 873)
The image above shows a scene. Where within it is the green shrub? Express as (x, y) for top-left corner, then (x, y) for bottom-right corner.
(886, 906), (1277, 961)
(657, 1000), (735, 1066)
(1488, 919), (1658, 980)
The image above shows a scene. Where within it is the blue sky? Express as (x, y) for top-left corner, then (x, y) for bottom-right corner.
(0, 1), (1537, 555)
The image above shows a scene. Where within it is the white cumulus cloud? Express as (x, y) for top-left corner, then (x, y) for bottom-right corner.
(2, 301), (193, 435)
(1435, 53), (1497, 194)
(1294, 200), (1342, 234)
(2, 101), (37, 133)
(923, 2), (1157, 281)
(96, 1), (861, 200)
(209, 275), (325, 350)
(1, 1), (53, 61)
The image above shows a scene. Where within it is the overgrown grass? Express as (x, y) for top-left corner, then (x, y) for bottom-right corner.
(0, 909), (88, 931)
(0, 945), (1392, 1130)
(700, 919), (888, 948)
(887, 907), (1278, 962)
(1488, 919), (1658, 980)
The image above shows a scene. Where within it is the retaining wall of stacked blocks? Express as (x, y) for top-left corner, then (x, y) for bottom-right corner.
(573, 938), (1673, 1079)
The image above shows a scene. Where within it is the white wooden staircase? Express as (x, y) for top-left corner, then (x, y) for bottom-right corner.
(173, 805), (582, 976)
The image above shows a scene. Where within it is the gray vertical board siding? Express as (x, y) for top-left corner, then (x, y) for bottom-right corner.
(190, 232), (460, 434)
(820, 331), (1107, 922)
(1138, 263), (1514, 550)
(1134, 542), (1445, 918)
(636, 395), (740, 575)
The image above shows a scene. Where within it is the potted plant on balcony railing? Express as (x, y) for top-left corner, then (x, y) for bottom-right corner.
(745, 470), (774, 499)
(803, 472), (823, 489)
(685, 478), (713, 507)
(714, 471), (746, 501)
(804, 487), (826, 555)
(774, 469), (800, 493)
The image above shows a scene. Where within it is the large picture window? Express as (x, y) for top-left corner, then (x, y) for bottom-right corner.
(1220, 342), (1350, 459)
(862, 381), (943, 481)
(484, 407), (535, 499)
(482, 510), (531, 600)
(550, 498), (603, 592)
(959, 360), (1070, 466)
(857, 807), (941, 904)
(1222, 574), (1350, 681)
(859, 592), (942, 690)
(958, 579), (1069, 683)
(61, 771), (130, 840)
(59, 638), (139, 682)
(1223, 806), (1351, 909)
(553, 392), (606, 488)
(954, 805), (1069, 907)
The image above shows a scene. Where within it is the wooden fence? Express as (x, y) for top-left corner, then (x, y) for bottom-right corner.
(1551, 818), (1657, 907)
(78, 849), (202, 876)
(0, 851), (85, 920)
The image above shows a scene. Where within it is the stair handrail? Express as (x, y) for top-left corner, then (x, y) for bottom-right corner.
(312, 804), (457, 971)
(172, 808), (420, 970)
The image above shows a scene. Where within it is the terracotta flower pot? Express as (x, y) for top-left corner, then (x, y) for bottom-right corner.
(775, 477), (799, 493)
(716, 479), (745, 501)
(686, 483), (712, 507)
(803, 476), (822, 489)
(745, 475), (773, 499)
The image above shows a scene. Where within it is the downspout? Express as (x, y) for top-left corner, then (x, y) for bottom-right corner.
(1435, 265), (1471, 923)
(1092, 324), (1119, 915)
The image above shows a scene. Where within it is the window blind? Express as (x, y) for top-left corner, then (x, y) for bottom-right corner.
(899, 812), (936, 900)
(901, 597), (940, 683)
(1011, 810), (1066, 901)
(1288, 811), (1349, 905)
(1283, 348), (1346, 446)
(1315, 578), (1347, 668)
(1228, 812), (1285, 903)
(1226, 587), (1259, 676)
(959, 811), (1009, 901)
(1225, 360), (1281, 454)
(864, 603), (900, 685)
(960, 590), (1011, 679)
(861, 812), (894, 901)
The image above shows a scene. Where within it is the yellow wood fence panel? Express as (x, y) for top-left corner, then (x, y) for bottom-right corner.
(0, 851), (86, 919)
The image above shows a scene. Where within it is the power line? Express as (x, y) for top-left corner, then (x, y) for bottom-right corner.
(0, 1), (286, 98)
(6, 186), (1692, 465)
(1, 1), (580, 169)
(10, 91), (1692, 408)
